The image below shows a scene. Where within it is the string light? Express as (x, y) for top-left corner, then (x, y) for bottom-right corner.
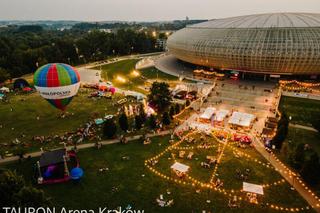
(144, 130), (317, 211)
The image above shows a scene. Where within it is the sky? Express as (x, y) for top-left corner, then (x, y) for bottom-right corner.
(0, 0), (319, 21)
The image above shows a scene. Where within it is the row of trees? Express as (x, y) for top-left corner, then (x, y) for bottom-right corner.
(102, 104), (183, 139)
(290, 144), (320, 185)
(274, 112), (320, 186)
(103, 81), (183, 139)
(0, 169), (50, 207)
(0, 27), (160, 82)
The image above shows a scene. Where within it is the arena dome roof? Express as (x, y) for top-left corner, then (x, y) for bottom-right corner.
(190, 13), (320, 29)
(167, 13), (320, 75)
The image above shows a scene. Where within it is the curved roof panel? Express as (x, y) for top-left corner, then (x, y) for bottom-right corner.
(189, 13), (320, 28)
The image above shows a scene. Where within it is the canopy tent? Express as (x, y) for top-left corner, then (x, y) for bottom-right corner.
(0, 87), (10, 92)
(171, 162), (190, 173)
(200, 107), (216, 120)
(228, 112), (255, 127)
(243, 182), (264, 195)
(13, 78), (30, 90)
(39, 149), (66, 167)
(214, 109), (229, 122)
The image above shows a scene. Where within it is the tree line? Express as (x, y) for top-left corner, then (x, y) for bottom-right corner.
(0, 26), (160, 82)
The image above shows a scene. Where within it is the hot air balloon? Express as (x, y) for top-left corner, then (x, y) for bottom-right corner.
(33, 63), (80, 111)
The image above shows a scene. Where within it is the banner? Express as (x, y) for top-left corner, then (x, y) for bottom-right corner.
(35, 82), (80, 99)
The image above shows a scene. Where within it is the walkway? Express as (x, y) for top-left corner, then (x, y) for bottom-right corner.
(251, 135), (320, 212)
(0, 130), (171, 165)
(155, 54), (212, 83)
(289, 123), (318, 132)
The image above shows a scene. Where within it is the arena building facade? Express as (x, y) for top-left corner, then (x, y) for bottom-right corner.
(167, 13), (320, 79)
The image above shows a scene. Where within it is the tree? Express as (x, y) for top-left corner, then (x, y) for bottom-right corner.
(135, 115), (143, 130)
(169, 105), (175, 119)
(0, 170), (25, 206)
(0, 169), (50, 207)
(293, 143), (305, 169)
(162, 111), (171, 126)
(175, 104), (181, 114)
(148, 114), (157, 129)
(0, 67), (10, 83)
(103, 118), (117, 138)
(186, 99), (191, 107)
(14, 186), (50, 207)
(272, 112), (289, 149)
(138, 104), (146, 124)
(301, 151), (320, 185)
(119, 113), (129, 132)
(148, 82), (172, 112)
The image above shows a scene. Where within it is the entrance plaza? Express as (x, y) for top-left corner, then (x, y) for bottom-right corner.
(203, 79), (280, 133)
(177, 78), (280, 135)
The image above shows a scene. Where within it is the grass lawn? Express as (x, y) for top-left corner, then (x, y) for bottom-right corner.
(278, 96), (320, 196)
(278, 127), (320, 195)
(279, 96), (320, 126)
(98, 59), (188, 94)
(280, 127), (320, 161)
(2, 134), (312, 212)
(0, 89), (138, 154)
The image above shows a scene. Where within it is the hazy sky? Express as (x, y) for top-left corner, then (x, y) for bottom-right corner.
(0, 0), (319, 21)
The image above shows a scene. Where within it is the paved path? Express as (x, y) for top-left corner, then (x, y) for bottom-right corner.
(155, 54), (212, 83)
(0, 130), (171, 165)
(289, 123), (318, 132)
(251, 135), (320, 212)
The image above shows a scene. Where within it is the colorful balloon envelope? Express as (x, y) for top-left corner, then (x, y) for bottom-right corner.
(33, 63), (80, 111)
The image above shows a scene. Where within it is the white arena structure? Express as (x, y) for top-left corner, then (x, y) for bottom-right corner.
(159, 13), (320, 80)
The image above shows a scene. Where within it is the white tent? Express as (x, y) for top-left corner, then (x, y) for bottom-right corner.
(171, 162), (190, 173)
(228, 112), (255, 127)
(0, 87), (10, 92)
(214, 109), (229, 122)
(200, 107), (216, 120)
(243, 182), (264, 195)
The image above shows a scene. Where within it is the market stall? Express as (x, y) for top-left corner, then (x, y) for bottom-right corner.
(228, 112), (255, 130)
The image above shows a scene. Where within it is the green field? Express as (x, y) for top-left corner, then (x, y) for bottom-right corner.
(98, 59), (181, 94)
(2, 134), (312, 212)
(0, 89), (133, 155)
(278, 96), (320, 158)
(279, 96), (320, 126)
(278, 96), (320, 196)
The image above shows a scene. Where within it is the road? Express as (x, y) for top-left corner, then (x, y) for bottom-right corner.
(77, 52), (164, 84)
(289, 123), (318, 132)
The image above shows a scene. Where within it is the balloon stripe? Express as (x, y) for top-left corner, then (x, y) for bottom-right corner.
(61, 97), (72, 107)
(36, 64), (51, 87)
(56, 64), (71, 86)
(62, 64), (79, 84)
(54, 99), (64, 111)
(46, 64), (60, 87)
(46, 99), (57, 108)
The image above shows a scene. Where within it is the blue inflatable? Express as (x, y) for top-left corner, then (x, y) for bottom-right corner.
(70, 167), (84, 180)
